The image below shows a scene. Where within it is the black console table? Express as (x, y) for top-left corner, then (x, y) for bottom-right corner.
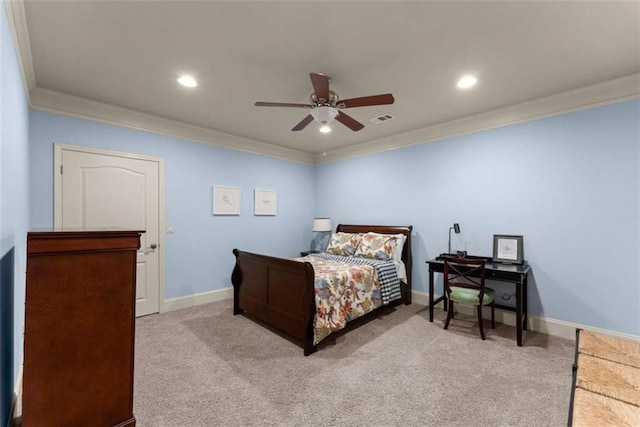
(427, 255), (531, 346)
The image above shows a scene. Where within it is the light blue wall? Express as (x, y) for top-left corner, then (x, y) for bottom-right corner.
(315, 100), (640, 336)
(29, 111), (315, 299)
(1, 3), (29, 422)
(28, 101), (640, 336)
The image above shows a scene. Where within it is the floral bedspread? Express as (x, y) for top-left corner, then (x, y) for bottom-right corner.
(296, 256), (383, 345)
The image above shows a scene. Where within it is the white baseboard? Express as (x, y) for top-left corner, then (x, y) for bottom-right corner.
(9, 360), (23, 424)
(163, 287), (234, 313)
(161, 288), (639, 343)
(411, 290), (640, 342)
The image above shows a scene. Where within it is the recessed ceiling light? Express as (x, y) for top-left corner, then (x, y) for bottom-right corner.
(457, 75), (477, 89)
(319, 125), (331, 134)
(177, 75), (198, 88)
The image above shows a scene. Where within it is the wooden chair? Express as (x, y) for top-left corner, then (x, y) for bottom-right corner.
(443, 257), (495, 340)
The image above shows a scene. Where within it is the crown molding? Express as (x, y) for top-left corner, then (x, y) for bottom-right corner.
(29, 73), (639, 166)
(11, 0), (638, 167)
(4, 0), (35, 101)
(13, 0), (640, 169)
(315, 73), (640, 164)
(30, 87), (315, 164)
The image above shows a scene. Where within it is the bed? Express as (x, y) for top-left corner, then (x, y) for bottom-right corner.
(231, 224), (413, 356)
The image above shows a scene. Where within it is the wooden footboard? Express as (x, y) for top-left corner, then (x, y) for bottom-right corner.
(231, 249), (318, 355)
(232, 224), (413, 356)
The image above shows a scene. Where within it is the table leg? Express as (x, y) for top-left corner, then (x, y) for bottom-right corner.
(516, 281), (523, 346)
(522, 276), (528, 331)
(429, 270), (434, 322)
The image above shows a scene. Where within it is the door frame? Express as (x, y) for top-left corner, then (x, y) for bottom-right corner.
(53, 143), (166, 313)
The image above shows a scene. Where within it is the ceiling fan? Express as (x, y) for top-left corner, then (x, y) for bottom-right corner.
(255, 73), (394, 132)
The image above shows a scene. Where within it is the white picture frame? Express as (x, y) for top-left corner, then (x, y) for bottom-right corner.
(213, 186), (241, 215)
(254, 189), (277, 216)
(492, 234), (524, 265)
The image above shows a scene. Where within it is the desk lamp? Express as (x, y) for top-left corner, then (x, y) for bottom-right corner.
(448, 223), (460, 254)
(310, 218), (332, 252)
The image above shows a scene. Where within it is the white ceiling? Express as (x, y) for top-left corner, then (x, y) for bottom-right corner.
(15, 1), (640, 159)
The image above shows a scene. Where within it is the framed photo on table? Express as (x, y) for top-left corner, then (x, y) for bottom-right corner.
(492, 234), (524, 265)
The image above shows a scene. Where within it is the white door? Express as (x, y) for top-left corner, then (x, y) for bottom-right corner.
(54, 144), (164, 317)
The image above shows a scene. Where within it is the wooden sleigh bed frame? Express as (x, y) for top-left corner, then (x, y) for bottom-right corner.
(231, 224), (413, 355)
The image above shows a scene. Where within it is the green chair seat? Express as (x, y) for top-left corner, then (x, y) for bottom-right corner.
(449, 286), (495, 306)
(443, 257), (495, 340)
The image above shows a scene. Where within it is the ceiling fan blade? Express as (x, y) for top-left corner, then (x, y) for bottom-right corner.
(335, 111), (364, 131)
(292, 114), (314, 131)
(310, 73), (330, 102)
(255, 101), (313, 108)
(337, 93), (395, 109)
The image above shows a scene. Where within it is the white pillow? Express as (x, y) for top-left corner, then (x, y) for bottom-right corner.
(392, 234), (407, 261)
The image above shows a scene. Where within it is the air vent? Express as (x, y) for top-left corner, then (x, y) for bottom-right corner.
(369, 114), (395, 124)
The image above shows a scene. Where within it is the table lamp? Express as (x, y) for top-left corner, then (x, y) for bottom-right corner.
(310, 218), (332, 252)
(448, 223), (460, 254)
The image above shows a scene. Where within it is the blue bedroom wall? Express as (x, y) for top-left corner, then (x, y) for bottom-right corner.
(315, 100), (640, 336)
(29, 111), (315, 299)
(1, 3), (29, 424)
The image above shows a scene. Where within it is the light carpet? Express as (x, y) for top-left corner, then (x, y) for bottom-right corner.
(134, 300), (574, 426)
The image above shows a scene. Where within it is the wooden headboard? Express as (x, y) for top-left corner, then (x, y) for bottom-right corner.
(336, 224), (413, 302)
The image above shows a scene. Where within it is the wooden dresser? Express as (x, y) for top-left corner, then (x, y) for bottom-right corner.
(23, 230), (142, 427)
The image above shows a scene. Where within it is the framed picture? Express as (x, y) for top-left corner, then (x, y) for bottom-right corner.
(254, 189), (277, 216)
(212, 186), (241, 215)
(492, 234), (524, 265)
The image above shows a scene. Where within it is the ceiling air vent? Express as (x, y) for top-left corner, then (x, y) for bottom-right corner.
(369, 114), (395, 124)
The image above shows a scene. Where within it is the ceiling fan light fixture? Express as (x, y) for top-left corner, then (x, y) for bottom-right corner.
(319, 125), (332, 134)
(255, 72), (389, 132)
(177, 75), (198, 88)
(457, 75), (477, 89)
(310, 106), (339, 125)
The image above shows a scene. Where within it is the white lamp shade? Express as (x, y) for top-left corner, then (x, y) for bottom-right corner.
(310, 106), (338, 124)
(312, 218), (332, 232)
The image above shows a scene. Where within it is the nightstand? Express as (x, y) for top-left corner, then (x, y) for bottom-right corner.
(300, 250), (319, 257)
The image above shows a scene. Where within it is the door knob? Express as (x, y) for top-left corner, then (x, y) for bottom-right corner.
(149, 243), (158, 250)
